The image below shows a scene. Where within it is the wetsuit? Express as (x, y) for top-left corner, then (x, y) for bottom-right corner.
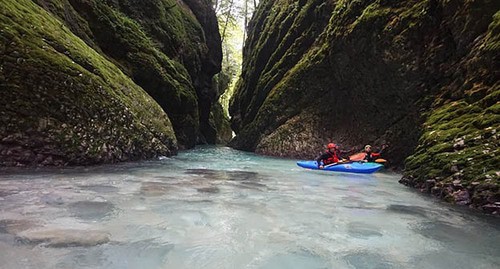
(316, 150), (348, 167)
(364, 147), (385, 162)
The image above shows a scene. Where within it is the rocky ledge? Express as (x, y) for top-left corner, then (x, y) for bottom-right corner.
(229, 0), (499, 213)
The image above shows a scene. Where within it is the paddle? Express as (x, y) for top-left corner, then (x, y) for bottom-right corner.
(349, 154), (387, 163)
(322, 159), (351, 168)
(349, 152), (366, 162)
(353, 159), (386, 164)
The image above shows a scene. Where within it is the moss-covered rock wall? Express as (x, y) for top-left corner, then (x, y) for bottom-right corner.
(230, 0), (499, 212)
(0, 0), (228, 166)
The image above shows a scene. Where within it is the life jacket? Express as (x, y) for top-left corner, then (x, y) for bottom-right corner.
(324, 150), (340, 165)
(364, 151), (381, 162)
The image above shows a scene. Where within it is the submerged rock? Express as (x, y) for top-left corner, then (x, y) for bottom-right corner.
(0, 219), (38, 235)
(140, 182), (171, 197)
(386, 204), (428, 218)
(79, 185), (119, 194)
(68, 201), (116, 220)
(196, 186), (220, 194)
(16, 229), (109, 247)
(347, 222), (383, 239)
(344, 251), (397, 269)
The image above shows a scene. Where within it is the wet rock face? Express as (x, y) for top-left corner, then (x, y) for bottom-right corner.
(0, 0), (227, 166)
(67, 0), (224, 147)
(230, 0), (499, 211)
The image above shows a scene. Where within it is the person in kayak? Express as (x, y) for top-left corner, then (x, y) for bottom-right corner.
(362, 144), (388, 162)
(316, 143), (350, 169)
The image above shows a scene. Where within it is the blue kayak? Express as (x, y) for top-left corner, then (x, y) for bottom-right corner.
(297, 161), (383, 174)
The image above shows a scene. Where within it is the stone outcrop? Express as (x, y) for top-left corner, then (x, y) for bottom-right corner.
(229, 0), (499, 212)
(0, 0), (230, 166)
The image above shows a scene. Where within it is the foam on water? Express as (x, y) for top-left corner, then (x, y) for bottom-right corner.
(0, 146), (499, 269)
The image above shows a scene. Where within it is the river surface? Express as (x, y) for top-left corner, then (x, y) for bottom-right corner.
(0, 146), (499, 269)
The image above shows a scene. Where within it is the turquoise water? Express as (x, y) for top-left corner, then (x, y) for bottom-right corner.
(0, 146), (499, 269)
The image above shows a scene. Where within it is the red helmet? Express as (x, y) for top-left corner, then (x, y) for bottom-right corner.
(327, 143), (337, 149)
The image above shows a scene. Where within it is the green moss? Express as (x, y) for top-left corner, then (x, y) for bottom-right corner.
(31, 0), (223, 149)
(483, 10), (500, 52)
(404, 91), (500, 187)
(210, 102), (232, 144)
(0, 0), (177, 165)
(61, 0), (203, 147)
(480, 88), (500, 108)
(230, 0), (334, 133)
(352, 2), (392, 30)
(231, 0), (499, 211)
(405, 151), (432, 171)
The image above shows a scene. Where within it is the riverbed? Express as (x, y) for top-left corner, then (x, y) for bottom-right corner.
(0, 146), (499, 269)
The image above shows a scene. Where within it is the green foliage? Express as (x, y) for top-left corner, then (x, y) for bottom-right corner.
(214, 0), (249, 116)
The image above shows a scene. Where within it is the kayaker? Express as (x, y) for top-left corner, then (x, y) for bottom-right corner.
(316, 143), (350, 169)
(362, 144), (387, 162)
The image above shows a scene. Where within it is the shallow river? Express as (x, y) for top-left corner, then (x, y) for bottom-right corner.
(0, 146), (499, 269)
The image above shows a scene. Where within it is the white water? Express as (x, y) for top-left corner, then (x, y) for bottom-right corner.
(0, 146), (499, 269)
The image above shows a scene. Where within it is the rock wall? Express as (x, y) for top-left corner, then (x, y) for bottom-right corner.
(230, 0), (499, 212)
(0, 0), (229, 166)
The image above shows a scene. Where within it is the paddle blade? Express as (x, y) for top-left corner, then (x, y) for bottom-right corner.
(375, 158), (387, 163)
(349, 153), (366, 161)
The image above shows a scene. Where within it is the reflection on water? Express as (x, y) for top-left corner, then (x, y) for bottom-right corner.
(0, 146), (499, 269)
